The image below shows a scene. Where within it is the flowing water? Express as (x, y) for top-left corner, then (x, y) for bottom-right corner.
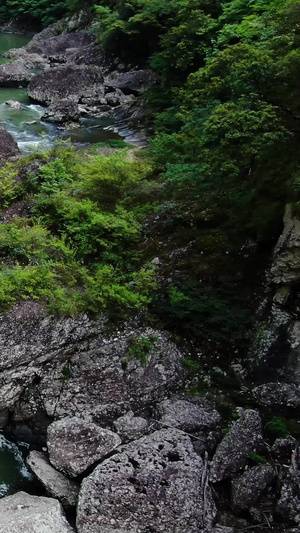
(0, 32), (124, 153)
(0, 433), (40, 496)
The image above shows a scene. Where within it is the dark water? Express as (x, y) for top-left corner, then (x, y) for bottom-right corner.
(0, 433), (39, 497)
(0, 32), (30, 64)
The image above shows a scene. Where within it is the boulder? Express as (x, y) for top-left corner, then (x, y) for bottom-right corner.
(231, 465), (275, 510)
(271, 436), (296, 461)
(42, 100), (80, 123)
(28, 65), (104, 105)
(5, 100), (23, 109)
(77, 428), (216, 533)
(47, 417), (121, 477)
(0, 60), (32, 87)
(113, 410), (149, 442)
(112, 69), (159, 95)
(156, 398), (220, 433)
(253, 382), (300, 408)
(210, 409), (264, 482)
(278, 446), (300, 524)
(0, 491), (74, 532)
(26, 30), (92, 57)
(27, 451), (79, 509)
(0, 127), (20, 160)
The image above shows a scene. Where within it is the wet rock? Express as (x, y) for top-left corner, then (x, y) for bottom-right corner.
(28, 65), (104, 105)
(5, 100), (22, 109)
(42, 100), (80, 123)
(112, 69), (159, 95)
(210, 409), (264, 482)
(0, 491), (74, 532)
(113, 410), (149, 442)
(0, 127), (20, 160)
(271, 436), (296, 461)
(77, 428), (216, 533)
(253, 382), (300, 408)
(156, 398), (220, 433)
(0, 60), (32, 87)
(231, 465), (275, 510)
(47, 417), (121, 477)
(27, 451), (79, 509)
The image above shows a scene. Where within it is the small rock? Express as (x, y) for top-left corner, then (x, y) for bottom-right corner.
(0, 491), (74, 532)
(27, 451), (79, 509)
(5, 100), (22, 109)
(47, 416), (121, 477)
(210, 409), (264, 482)
(231, 465), (275, 510)
(113, 410), (149, 442)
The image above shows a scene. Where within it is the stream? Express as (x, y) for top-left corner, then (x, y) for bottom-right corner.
(0, 32), (124, 154)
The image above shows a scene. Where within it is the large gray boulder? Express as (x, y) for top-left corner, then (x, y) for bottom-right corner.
(26, 30), (92, 57)
(112, 69), (159, 94)
(253, 382), (300, 408)
(156, 398), (220, 433)
(77, 428), (216, 533)
(47, 417), (121, 477)
(231, 465), (275, 510)
(0, 60), (32, 87)
(28, 65), (104, 105)
(0, 127), (20, 160)
(27, 451), (79, 509)
(210, 409), (264, 482)
(0, 491), (74, 532)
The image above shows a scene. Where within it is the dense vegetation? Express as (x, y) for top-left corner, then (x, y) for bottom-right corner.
(1, 0), (299, 360)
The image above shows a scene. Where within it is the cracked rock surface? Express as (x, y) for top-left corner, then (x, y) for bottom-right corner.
(77, 428), (215, 533)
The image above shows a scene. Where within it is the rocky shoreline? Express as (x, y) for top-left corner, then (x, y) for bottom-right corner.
(0, 19), (156, 147)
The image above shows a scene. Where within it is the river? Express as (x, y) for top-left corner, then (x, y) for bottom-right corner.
(0, 32), (123, 153)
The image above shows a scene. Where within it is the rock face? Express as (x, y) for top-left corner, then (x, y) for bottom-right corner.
(47, 417), (121, 477)
(210, 410), (263, 483)
(0, 127), (20, 160)
(77, 428), (216, 533)
(252, 206), (300, 385)
(231, 465), (275, 510)
(28, 65), (104, 104)
(27, 451), (79, 509)
(0, 302), (183, 441)
(156, 398), (220, 433)
(0, 491), (74, 532)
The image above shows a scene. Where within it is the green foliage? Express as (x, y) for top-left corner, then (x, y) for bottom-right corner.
(127, 334), (157, 366)
(266, 416), (290, 439)
(248, 451), (267, 464)
(0, 148), (155, 318)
